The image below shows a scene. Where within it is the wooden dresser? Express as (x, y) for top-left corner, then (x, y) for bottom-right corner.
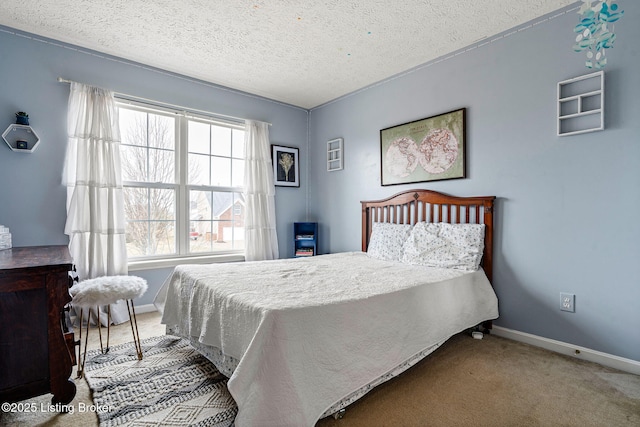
(0, 245), (76, 404)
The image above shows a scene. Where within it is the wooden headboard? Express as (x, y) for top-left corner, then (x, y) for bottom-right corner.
(361, 189), (496, 282)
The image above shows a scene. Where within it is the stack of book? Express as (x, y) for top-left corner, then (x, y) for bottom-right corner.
(0, 225), (12, 250)
(295, 248), (314, 257)
(296, 234), (314, 240)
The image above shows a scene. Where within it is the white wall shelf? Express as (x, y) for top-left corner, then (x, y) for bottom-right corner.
(2, 124), (41, 152)
(557, 71), (604, 137)
(327, 137), (343, 171)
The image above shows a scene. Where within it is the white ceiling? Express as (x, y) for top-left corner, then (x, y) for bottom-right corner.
(0, 1), (576, 109)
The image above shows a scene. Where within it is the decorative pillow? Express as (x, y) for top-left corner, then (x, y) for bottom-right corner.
(367, 222), (413, 261)
(401, 222), (485, 271)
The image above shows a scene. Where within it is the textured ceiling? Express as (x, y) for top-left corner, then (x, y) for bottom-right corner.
(0, 1), (576, 109)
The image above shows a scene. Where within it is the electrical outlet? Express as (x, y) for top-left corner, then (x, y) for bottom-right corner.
(560, 293), (575, 312)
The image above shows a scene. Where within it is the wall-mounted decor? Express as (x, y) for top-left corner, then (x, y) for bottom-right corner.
(557, 70), (604, 136)
(2, 123), (41, 153)
(272, 144), (299, 187)
(327, 138), (343, 172)
(380, 108), (466, 186)
(573, 0), (624, 69)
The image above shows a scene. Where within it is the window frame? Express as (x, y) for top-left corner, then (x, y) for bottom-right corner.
(117, 99), (246, 271)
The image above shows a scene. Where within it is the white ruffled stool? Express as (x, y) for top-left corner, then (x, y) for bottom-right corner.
(70, 275), (147, 378)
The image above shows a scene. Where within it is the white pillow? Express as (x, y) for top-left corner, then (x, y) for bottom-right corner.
(401, 222), (485, 271)
(367, 222), (413, 261)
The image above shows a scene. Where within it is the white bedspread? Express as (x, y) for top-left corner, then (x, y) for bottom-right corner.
(154, 252), (498, 427)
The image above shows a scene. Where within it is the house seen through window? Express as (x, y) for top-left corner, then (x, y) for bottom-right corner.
(118, 101), (245, 260)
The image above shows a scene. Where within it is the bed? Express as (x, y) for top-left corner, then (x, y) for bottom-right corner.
(154, 188), (498, 427)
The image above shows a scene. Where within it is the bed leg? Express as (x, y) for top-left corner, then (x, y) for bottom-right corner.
(481, 320), (492, 333)
(333, 409), (346, 420)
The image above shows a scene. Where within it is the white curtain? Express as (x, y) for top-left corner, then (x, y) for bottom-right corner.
(243, 120), (279, 261)
(63, 82), (129, 324)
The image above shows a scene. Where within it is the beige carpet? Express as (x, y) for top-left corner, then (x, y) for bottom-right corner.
(2, 311), (638, 426)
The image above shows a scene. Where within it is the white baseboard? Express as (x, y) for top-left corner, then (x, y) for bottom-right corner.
(134, 303), (158, 314)
(491, 326), (640, 376)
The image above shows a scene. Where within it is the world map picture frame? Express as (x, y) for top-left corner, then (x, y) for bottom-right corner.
(380, 108), (466, 186)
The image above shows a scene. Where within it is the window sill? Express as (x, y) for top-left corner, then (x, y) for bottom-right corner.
(128, 253), (245, 271)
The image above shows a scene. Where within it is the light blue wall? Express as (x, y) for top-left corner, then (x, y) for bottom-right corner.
(0, 27), (308, 304)
(308, 4), (640, 362)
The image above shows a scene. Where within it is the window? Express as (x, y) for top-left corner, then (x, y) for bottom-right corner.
(187, 119), (245, 254)
(118, 101), (245, 263)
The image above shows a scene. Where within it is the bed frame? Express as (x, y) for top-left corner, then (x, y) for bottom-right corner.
(361, 189), (496, 282)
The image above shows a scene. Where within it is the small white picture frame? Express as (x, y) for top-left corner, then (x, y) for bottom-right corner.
(327, 138), (343, 172)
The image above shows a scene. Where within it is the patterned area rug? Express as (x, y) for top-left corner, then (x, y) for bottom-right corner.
(84, 335), (238, 427)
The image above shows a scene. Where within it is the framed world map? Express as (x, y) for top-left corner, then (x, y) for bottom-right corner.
(380, 108), (466, 186)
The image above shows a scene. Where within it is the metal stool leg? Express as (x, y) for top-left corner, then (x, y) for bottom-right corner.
(76, 307), (83, 378)
(126, 299), (143, 360)
(105, 304), (111, 354)
(77, 309), (93, 379)
(96, 305), (104, 353)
